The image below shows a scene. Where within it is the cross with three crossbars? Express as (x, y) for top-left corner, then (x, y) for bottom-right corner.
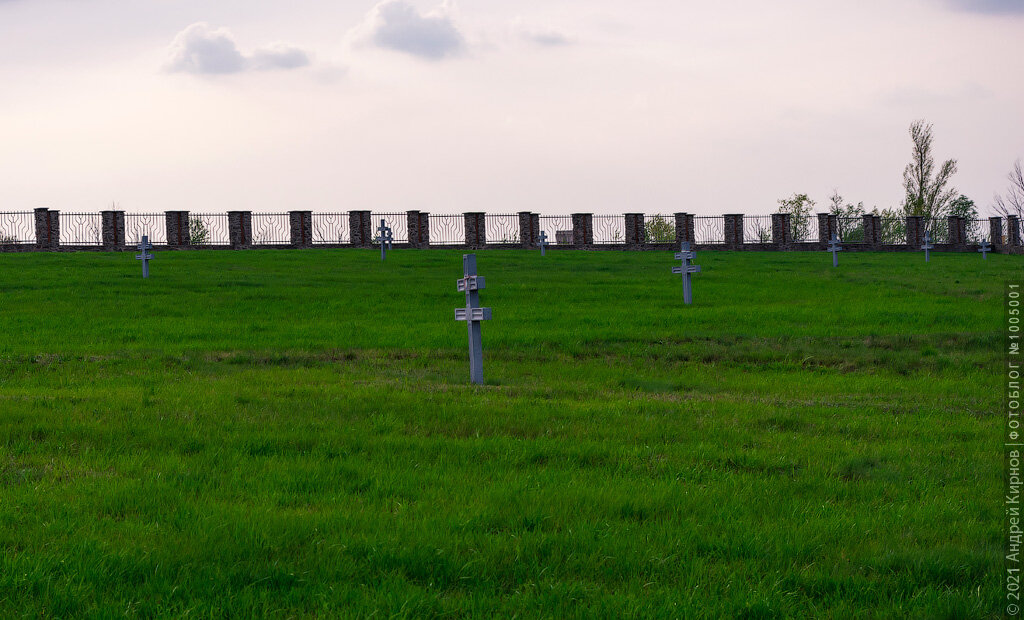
(455, 254), (492, 385)
(827, 235), (842, 267)
(978, 240), (991, 259)
(671, 241), (701, 305)
(537, 230), (548, 256)
(377, 219), (393, 261)
(921, 231), (934, 262)
(136, 235), (154, 279)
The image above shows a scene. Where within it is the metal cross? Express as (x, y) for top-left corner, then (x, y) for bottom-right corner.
(136, 235), (154, 279)
(377, 219), (393, 261)
(979, 240), (991, 259)
(671, 241), (701, 305)
(537, 230), (548, 256)
(922, 231), (934, 262)
(455, 254), (492, 385)
(827, 234), (842, 268)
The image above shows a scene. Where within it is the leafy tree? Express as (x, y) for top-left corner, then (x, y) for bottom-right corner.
(902, 120), (958, 224)
(190, 216), (210, 245)
(777, 193), (814, 241)
(827, 190), (865, 242)
(874, 207), (906, 245)
(994, 159), (1024, 220)
(643, 215), (675, 243)
(948, 194), (978, 221)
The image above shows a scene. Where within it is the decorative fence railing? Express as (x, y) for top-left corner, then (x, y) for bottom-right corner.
(5, 209), (1019, 252)
(0, 212), (35, 244)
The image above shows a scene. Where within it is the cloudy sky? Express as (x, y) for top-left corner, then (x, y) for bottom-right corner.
(0, 0), (1021, 215)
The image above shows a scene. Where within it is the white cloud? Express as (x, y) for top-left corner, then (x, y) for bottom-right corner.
(512, 19), (573, 47)
(165, 23), (311, 75)
(352, 0), (464, 60)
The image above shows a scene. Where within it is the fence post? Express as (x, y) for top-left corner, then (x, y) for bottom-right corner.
(771, 213), (791, 247)
(101, 210), (125, 249)
(947, 215), (963, 248)
(464, 212), (485, 248)
(289, 211), (312, 247)
(1008, 215), (1021, 247)
(872, 215), (882, 246)
(724, 214), (743, 248)
(349, 211), (370, 246)
(419, 212), (430, 247)
(817, 213), (832, 246)
(572, 213), (593, 247)
(518, 211), (533, 247)
(34, 208), (59, 249)
(407, 211), (421, 248)
(906, 216), (924, 248)
(165, 211), (191, 247)
(991, 216), (1005, 247)
(625, 213), (644, 247)
(674, 213), (694, 246)
(228, 211), (252, 248)
(862, 214), (878, 247)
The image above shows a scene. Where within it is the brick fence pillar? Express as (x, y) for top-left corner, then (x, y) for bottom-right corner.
(624, 213), (644, 247)
(289, 211), (313, 247)
(34, 208), (59, 249)
(349, 211), (371, 246)
(771, 213), (791, 247)
(906, 216), (924, 248)
(464, 212), (485, 248)
(101, 210), (125, 249)
(947, 215), (964, 247)
(228, 211), (252, 248)
(863, 214), (879, 246)
(674, 213), (694, 246)
(419, 212), (430, 247)
(723, 214), (743, 248)
(571, 213), (593, 247)
(1008, 215), (1021, 247)
(518, 211), (533, 247)
(991, 216), (1005, 246)
(166, 211), (191, 247)
(407, 210), (429, 248)
(817, 213), (833, 245)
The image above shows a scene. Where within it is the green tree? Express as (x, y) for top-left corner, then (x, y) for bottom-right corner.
(777, 193), (815, 241)
(190, 216), (210, 245)
(827, 190), (865, 242)
(948, 194), (978, 220)
(643, 215), (675, 243)
(902, 120), (958, 223)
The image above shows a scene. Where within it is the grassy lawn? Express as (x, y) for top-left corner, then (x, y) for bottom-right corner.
(0, 248), (1015, 617)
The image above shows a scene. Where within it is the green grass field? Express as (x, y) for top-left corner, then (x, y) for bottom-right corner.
(0, 248), (1015, 618)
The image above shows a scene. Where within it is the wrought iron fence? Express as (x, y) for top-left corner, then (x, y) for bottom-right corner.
(694, 216), (725, 244)
(125, 213), (167, 245)
(312, 212), (350, 245)
(59, 213), (102, 246)
(0, 212), (34, 244)
(372, 213), (408, 244)
(836, 217), (865, 243)
(642, 214), (675, 243)
(429, 214), (464, 245)
(925, 217), (950, 244)
(251, 213), (290, 245)
(538, 215), (574, 245)
(967, 219), (991, 243)
(743, 215), (772, 244)
(484, 214), (520, 244)
(789, 215), (818, 242)
(593, 215), (625, 244)
(189, 213), (230, 246)
(879, 215), (905, 244)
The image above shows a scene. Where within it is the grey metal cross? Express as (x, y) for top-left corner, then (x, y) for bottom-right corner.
(827, 235), (842, 268)
(979, 240), (991, 259)
(136, 235), (154, 279)
(671, 241), (701, 305)
(922, 231), (934, 262)
(455, 254), (492, 385)
(377, 219), (393, 261)
(537, 230), (548, 256)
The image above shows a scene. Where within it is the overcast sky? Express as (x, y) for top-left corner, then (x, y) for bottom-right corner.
(0, 0), (1021, 215)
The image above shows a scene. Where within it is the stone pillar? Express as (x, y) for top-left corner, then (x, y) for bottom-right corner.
(723, 214), (743, 248)
(771, 213), (791, 247)
(349, 211), (372, 246)
(947, 215), (964, 247)
(906, 216), (924, 248)
(1008, 215), (1021, 247)
(991, 216), (1005, 246)
(419, 212), (430, 247)
(530, 214), (540, 246)
(817, 213), (832, 245)
(166, 211), (191, 247)
(624, 213), (644, 247)
(518, 211), (534, 247)
(407, 211), (421, 248)
(571, 213), (593, 247)
(863, 214), (880, 246)
(289, 211), (313, 247)
(464, 212), (486, 248)
(674, 213), (694, 245)
(101, 210), (125, 249)
(34, 207), (59, 249)
(228, 211), (252, 248)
